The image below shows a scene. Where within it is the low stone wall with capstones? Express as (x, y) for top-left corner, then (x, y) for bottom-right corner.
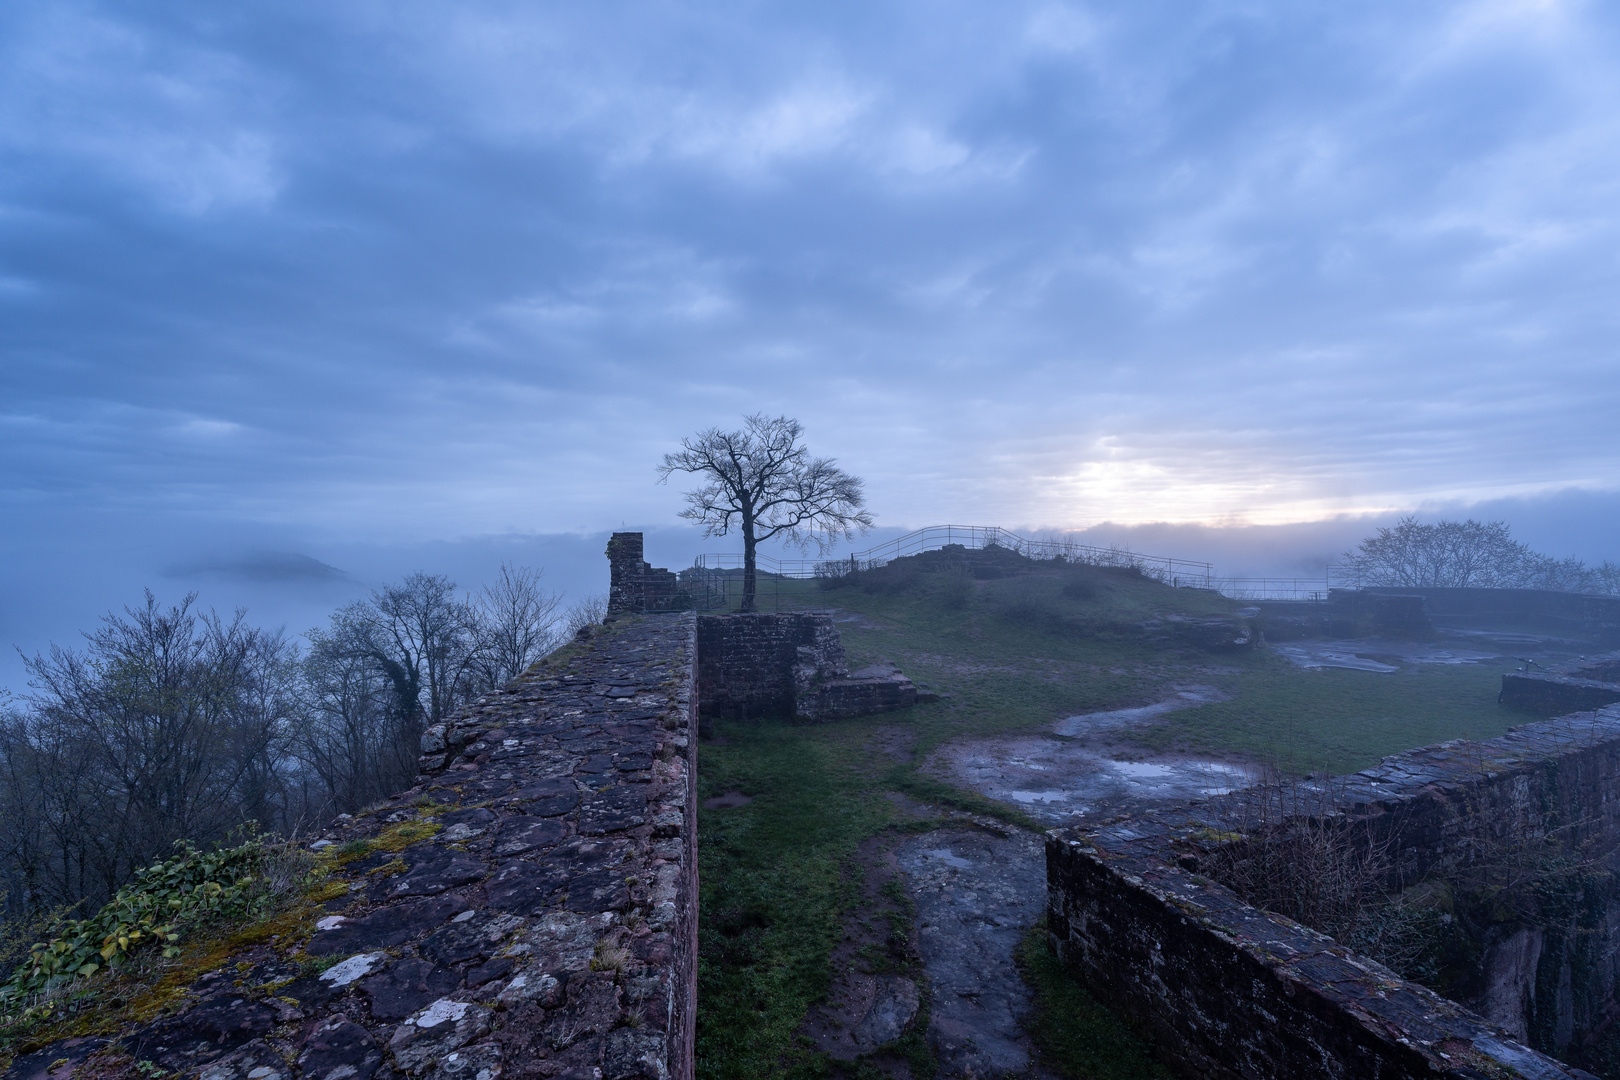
(1047, 708), (1620, 1080)
(7, 612), (699, 1080)
(1501, 651), (1620, 715)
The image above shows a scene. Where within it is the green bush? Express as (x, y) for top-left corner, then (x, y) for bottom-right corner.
(0, 838), (273, 1013)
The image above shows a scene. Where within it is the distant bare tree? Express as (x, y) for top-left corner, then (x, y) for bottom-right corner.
(658, 414), (873, 611)
(471, 563), (563, 688)
(335, 572), (480, 734)
(1342, 517), (1620, 594)
(1341, 517), (1535, 588)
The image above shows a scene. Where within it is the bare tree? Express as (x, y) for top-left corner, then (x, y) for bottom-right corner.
(1341, 517), (1535, 588)
(335, 572), (480, 734)
(658, 414), (874, 611)
(563, 595), (608, 638)
(9, 592), (297, 910)
(1342, 517), (1620, 594)
(471, 563), (563, 688)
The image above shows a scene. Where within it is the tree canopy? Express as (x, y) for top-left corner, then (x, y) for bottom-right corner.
(659, 414), (873, 610)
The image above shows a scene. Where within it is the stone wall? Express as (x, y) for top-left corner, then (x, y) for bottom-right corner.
(606, 533), (682, 615)
(694, 613), (920, 722)
(1501, 652), (1620, 714)
(1360, 588), (1620, 647)
(1048, 708), (1620, 1080)
(9, 613), (701, 1080)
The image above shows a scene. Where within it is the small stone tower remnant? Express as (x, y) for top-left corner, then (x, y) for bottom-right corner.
(606, 531), (681, 615)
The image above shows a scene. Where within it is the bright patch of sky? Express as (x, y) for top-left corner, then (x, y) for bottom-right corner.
(3, 0), (1620, 687)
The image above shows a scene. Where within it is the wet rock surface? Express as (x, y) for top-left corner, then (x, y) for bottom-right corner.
(9, 613), (698, 1080)
(925, 686), (1256, 826)
(898, 827), (1056, 1080)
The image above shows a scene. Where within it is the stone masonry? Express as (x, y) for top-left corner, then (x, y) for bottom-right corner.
(1047, 708), (1620, 1079)
(7, 613), (700, 1080)
(695, 613), (921, 722)
(606, 534), (681, 616)
(1500, 652), (1620, 715)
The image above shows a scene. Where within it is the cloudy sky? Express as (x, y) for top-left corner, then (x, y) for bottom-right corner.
(4, 0), (1619, 687)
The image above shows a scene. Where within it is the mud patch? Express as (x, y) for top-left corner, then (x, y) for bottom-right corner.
(898, 826), (1057, 1079)
(702, 791), (753, 809)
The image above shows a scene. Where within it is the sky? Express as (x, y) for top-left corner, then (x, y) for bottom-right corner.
(4, 0), (1620, 692)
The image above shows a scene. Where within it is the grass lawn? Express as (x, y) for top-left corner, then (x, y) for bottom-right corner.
(696, 553), (1560, 1078)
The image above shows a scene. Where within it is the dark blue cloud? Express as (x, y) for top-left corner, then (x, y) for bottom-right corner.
(3, 0), (1620, 685)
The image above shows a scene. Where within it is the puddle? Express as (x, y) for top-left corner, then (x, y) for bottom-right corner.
(702, 791), (753, 809)
(1110, 758), (1250, 795)
(1275, 639), (1500, 672)
(1052, 685), (1224, 737)
(918, 847), (974, 869)
(928, 736), (1259, 825)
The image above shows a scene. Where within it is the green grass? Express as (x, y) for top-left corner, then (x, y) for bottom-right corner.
(1015, 920), (1171, 1080)
(1126, 660), (1547, 774)
(696, 720), (896, 1080)
(697, 555), (1560, 1078)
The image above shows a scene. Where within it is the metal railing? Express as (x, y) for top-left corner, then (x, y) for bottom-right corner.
(677, 527), (1360, 609)
(694, 525), (1215, 586)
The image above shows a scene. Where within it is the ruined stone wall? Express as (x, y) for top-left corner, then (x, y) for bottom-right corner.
(9, 613), (701, 1080)
(606, 533), (682, 615)
(1361, 588), (1620, 647)
(694, 613), (920, 722)
(695, 613), (845, 719)
(1501, 652), (1620, 715)
(1048, 708), (1620, 1080)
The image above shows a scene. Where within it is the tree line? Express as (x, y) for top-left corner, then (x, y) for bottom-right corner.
(0, 565), (600, 919)
(1341, 517), (1620, 593)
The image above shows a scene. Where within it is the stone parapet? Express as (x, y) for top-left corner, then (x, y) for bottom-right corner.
(1048, 708), (1620, 1079)
(10, 613), (699, 1080)
(1500, 652), (1620, 715)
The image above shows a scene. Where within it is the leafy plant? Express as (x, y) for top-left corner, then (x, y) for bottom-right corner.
(0, 838), (273, 1014)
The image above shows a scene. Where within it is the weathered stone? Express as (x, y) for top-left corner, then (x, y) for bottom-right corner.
(383, 846), (488, 898)
(390, 1000), (493, 1076)
(601, 1030), (669, 1080)
(2, 1038), (106, 1080)
(465, 957), (515, 988)
(492, 816), (567, 857)
(425, 1042), (502, 1080)
(198, 1039), (289, 1080)
(579, 788), (648, 835)
(307, 896), (468, 955)
(361, 959), (463, 1021)
(505, 780), (579, 817)
(484, 860), (571, 914)
(421, 911), (524, 966)
(297, 1015), (383, 1080)
(128, 995), (277, 1069)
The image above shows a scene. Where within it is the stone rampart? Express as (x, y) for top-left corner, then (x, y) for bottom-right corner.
(1048, 708), (1620, 1079)
(8, 613), (700, 1080)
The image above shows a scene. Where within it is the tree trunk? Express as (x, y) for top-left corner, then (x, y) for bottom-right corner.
(742, 530), (758, 613)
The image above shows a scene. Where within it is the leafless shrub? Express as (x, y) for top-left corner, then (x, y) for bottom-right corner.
(564, 595), (608, 637)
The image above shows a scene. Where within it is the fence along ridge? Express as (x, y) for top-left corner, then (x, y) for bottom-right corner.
(692, 524), (1216, 587)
